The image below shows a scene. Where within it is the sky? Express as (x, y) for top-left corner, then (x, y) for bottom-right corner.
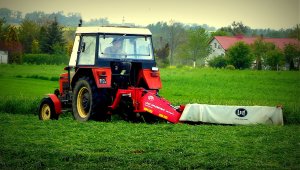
(0, 0), (299, 29)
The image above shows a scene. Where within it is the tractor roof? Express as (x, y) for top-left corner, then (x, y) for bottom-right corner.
(76, 26), (152, 35)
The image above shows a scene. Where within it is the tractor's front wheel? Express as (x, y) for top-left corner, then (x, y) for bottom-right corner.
(39, 98), (58, 120)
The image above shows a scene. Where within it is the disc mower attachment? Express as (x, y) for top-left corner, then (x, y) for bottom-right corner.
(140, 92), (182, 123)
(179, 104), (284, 125)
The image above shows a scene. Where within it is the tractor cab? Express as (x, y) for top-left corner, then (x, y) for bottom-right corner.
(68, 27), (161, 90)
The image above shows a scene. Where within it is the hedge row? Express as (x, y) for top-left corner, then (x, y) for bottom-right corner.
(23, 54), (69, 65)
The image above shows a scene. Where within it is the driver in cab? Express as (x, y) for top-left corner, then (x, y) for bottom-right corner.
(104, 37), (125, 58)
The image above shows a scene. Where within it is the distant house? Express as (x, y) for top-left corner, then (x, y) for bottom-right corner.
(208, 36), (300, 60)
(0, 50), (8, 64)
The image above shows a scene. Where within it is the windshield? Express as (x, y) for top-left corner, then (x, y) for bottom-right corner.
(99, 35), (153, 60)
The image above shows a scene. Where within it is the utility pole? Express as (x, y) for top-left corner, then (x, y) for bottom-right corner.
(122, 16), (125, 26)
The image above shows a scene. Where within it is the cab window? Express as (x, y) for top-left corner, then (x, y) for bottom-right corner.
(78, 36), (96, 65)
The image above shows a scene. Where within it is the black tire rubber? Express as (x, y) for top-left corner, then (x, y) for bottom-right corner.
(39, 97), (58, 120)
(72, 77), (110, 121)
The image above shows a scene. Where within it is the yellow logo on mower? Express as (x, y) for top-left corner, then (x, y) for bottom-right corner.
(144, 108), (153, 113)
(158, 114), (168, 120)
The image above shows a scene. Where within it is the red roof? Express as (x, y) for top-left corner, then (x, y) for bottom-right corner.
(213, 36), (300, 50)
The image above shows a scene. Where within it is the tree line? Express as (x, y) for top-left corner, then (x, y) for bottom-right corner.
(148, 21), (300, 70)
(0, 17), (70, 64)
(0, 8), (299, 70)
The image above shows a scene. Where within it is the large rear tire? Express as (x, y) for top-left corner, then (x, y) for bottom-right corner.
(72, 77), (110, 121)
(39, 98), (58, 120)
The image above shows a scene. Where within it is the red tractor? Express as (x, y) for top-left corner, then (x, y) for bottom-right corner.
(39, 26), (183, 123)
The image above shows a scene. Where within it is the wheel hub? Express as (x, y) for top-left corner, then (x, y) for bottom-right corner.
(41, 104), (51, 120)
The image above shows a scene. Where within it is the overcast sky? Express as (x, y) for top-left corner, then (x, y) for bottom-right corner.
(0, 0), (299, 29)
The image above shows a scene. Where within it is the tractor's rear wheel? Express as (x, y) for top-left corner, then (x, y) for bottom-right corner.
(39, 98), (58, 120)
(72, 77), (110, 121)
(72, 78), (93, 121)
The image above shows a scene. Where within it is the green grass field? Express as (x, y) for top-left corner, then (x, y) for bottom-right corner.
(0, 64), (300, 169)
(0, 113), (299, 169)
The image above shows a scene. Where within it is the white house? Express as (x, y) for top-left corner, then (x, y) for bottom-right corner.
(208, 36), (300, 60)
(207, 37), (226, 60)
(0, 50), (8, 64)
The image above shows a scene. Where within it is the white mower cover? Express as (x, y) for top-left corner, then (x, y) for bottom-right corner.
(179, 104), (283, 125)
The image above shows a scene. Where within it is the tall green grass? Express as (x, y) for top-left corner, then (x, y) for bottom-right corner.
(0, 96), (40, 115)
(0, 64), (299, 123)
(0, 64), (300, 169)
(0, 64), (61, 114)
(0, 113), (299, 169)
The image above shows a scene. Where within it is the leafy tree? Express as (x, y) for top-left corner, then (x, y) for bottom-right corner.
(147, 22), (169, 50)
(0, 8), (11, 21)
(230, 21), (250, 35)
(47, 18), (65, 53)
(39, 26), (49, 53)
(289, 24), (300, 40)
(284, 43), (300, 70)
(24, 11), (48, 25)
(85, 18), (109, 26)
(178, 27), (211, 67)
(155, 43), (169, 65)
(39, 18), (65, 54)
(5, 25), (19, 42)
(31, 39), (40, 54)
(24, 11), (81, 26)
(0, 8), (22, 24)
(167, 20), (186, 66)
(0, 17), (8, 41)
(219, 27), (233, 36)
(219, 21), (250, 36)
(52, 42), (66, 55)
(251, 38), (276, 70)
(208, 55), (227, 68)
(5, 25), (23, 63)
(63, 27), (76, 43)
(265, 49), (284, 70)
(66, 40), (74, 56)
(19, 20), (40, 53)
(227, 42), (252, 69)
(211, 29), (230, 37)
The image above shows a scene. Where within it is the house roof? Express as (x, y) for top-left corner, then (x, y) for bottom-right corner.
(213, 36), (299, 50)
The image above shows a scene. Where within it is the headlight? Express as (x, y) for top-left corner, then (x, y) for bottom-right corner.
(151, 67), (159, 71)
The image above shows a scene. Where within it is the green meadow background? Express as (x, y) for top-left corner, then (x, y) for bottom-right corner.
(0, 64), (299, 169)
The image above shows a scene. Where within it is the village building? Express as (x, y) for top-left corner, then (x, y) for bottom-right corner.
(0, 50), (8, 64)
(208, 36), (299, 60)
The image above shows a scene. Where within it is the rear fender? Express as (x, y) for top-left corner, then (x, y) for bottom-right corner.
(59, 73), (69, 94)
(47, 94), (62, 114)
(137, 69), (162, 89)
(92, 68), (112, 88)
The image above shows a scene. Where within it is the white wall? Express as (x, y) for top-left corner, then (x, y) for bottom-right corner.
(207, 39), (225, 60)
(0, 51), (8, 64)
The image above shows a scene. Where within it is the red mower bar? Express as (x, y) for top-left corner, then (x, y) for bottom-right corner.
(140, 92), (182, 123)
(108, 88), (182, 123)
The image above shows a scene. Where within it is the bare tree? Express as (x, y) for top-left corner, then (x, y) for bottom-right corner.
(167, 20), (186, 66)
